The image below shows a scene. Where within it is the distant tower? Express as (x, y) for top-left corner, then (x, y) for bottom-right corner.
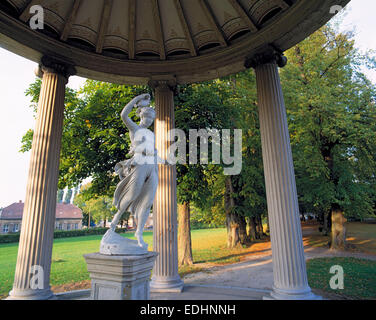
(64, 189), (73, 204)
(57, 189), (64, 203)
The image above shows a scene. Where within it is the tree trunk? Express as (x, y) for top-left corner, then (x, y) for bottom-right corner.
(238, 215), (249, 245)
(321, 146), (337, 237)
(88, 212), (91, 229)
(178, 202), (193, 265)
(247, 217), (258, 241)
(225, 176), (240, 248)
(226, 213), (240, 248)
(330, 207), (347, 250)
(265, 215), (270, 234)
(256, 215), (264, 239)
(103, 218), (107, 228)
(322, 210), (331, 236)
(225, 176), (241, 248)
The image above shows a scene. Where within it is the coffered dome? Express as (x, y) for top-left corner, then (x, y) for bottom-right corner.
(0, 0), (350, 84)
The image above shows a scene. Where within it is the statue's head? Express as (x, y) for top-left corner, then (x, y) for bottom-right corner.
(137, 106), (155, 128)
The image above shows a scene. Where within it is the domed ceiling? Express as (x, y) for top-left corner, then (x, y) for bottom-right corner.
(0, 0), (350, 84)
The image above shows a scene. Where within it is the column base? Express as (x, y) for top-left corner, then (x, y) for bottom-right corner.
(150, 275), (184, 293)
(263, 286), (322, 300)
(6, 288), (56, 300)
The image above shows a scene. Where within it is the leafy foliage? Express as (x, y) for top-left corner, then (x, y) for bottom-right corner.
(281, 24), (376, 221)
(175, 81), (238, 210)
(22, 80), (151, 198)
(73, 184), (115, 226)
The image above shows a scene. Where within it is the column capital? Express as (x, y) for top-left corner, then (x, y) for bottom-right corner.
(148, 75), (177, 93)
(244, 45), (287, 69)
(35, 56), (76, 80)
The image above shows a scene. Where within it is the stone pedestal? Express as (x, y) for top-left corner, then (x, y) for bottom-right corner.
(7, 57), (75, 300)
(149, 80), (184, 292)
(84, 252), (158, 300)
(248, 48), (320, 300)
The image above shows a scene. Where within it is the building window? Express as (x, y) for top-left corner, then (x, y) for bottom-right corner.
(74, 223), (78, 230)
(3, 224), (9, 233)
(58, 223), (62, 230)
(67, 223), (71, 231)
(14, 224), (19, 232)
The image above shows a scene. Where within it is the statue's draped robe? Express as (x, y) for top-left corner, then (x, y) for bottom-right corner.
(113, 128), (158, 218)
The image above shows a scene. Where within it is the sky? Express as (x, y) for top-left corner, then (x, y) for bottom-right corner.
(0, 1), (376, 208)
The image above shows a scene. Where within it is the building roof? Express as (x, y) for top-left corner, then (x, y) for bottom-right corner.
(0, 0), (350, 85)
(0, 201), (83, 220)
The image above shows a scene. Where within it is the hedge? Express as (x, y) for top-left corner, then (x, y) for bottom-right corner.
(0, 227), (128, 244)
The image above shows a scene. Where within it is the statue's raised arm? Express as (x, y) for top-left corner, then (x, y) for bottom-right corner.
(121, 93), (151, 133)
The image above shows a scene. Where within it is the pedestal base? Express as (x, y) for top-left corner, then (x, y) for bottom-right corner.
(263, 286), (322, 300)
(84, 252), (158, 300)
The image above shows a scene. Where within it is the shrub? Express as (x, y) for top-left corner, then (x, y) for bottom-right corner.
(0, 227), (127, 244)
(190, 221), (224, 230)
(0, 233), (20, 244)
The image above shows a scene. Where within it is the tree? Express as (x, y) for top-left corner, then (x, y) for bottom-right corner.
(174, 81), (237, 263)
(225, 71), (267, 245)
(74, 191), (90, 227)
(281, 23), (376, 248)
(198, 72), (267, 248)
(74, 185), (114, 227)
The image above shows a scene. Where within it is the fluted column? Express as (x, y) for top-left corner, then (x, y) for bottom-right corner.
(149, 80), (183, 292)
(7, 57), (75, 300)
(246, 47), (319, 300)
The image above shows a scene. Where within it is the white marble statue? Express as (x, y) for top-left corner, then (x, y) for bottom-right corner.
(100, 93), (160, 255)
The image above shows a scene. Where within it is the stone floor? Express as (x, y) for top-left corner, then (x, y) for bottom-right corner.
(56, 284), (269, 300)
(151, 284), (269, 300)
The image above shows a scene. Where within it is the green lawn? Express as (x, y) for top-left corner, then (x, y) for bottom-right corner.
(307, 257), (376, 300)
(0, 231), (153, 298)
